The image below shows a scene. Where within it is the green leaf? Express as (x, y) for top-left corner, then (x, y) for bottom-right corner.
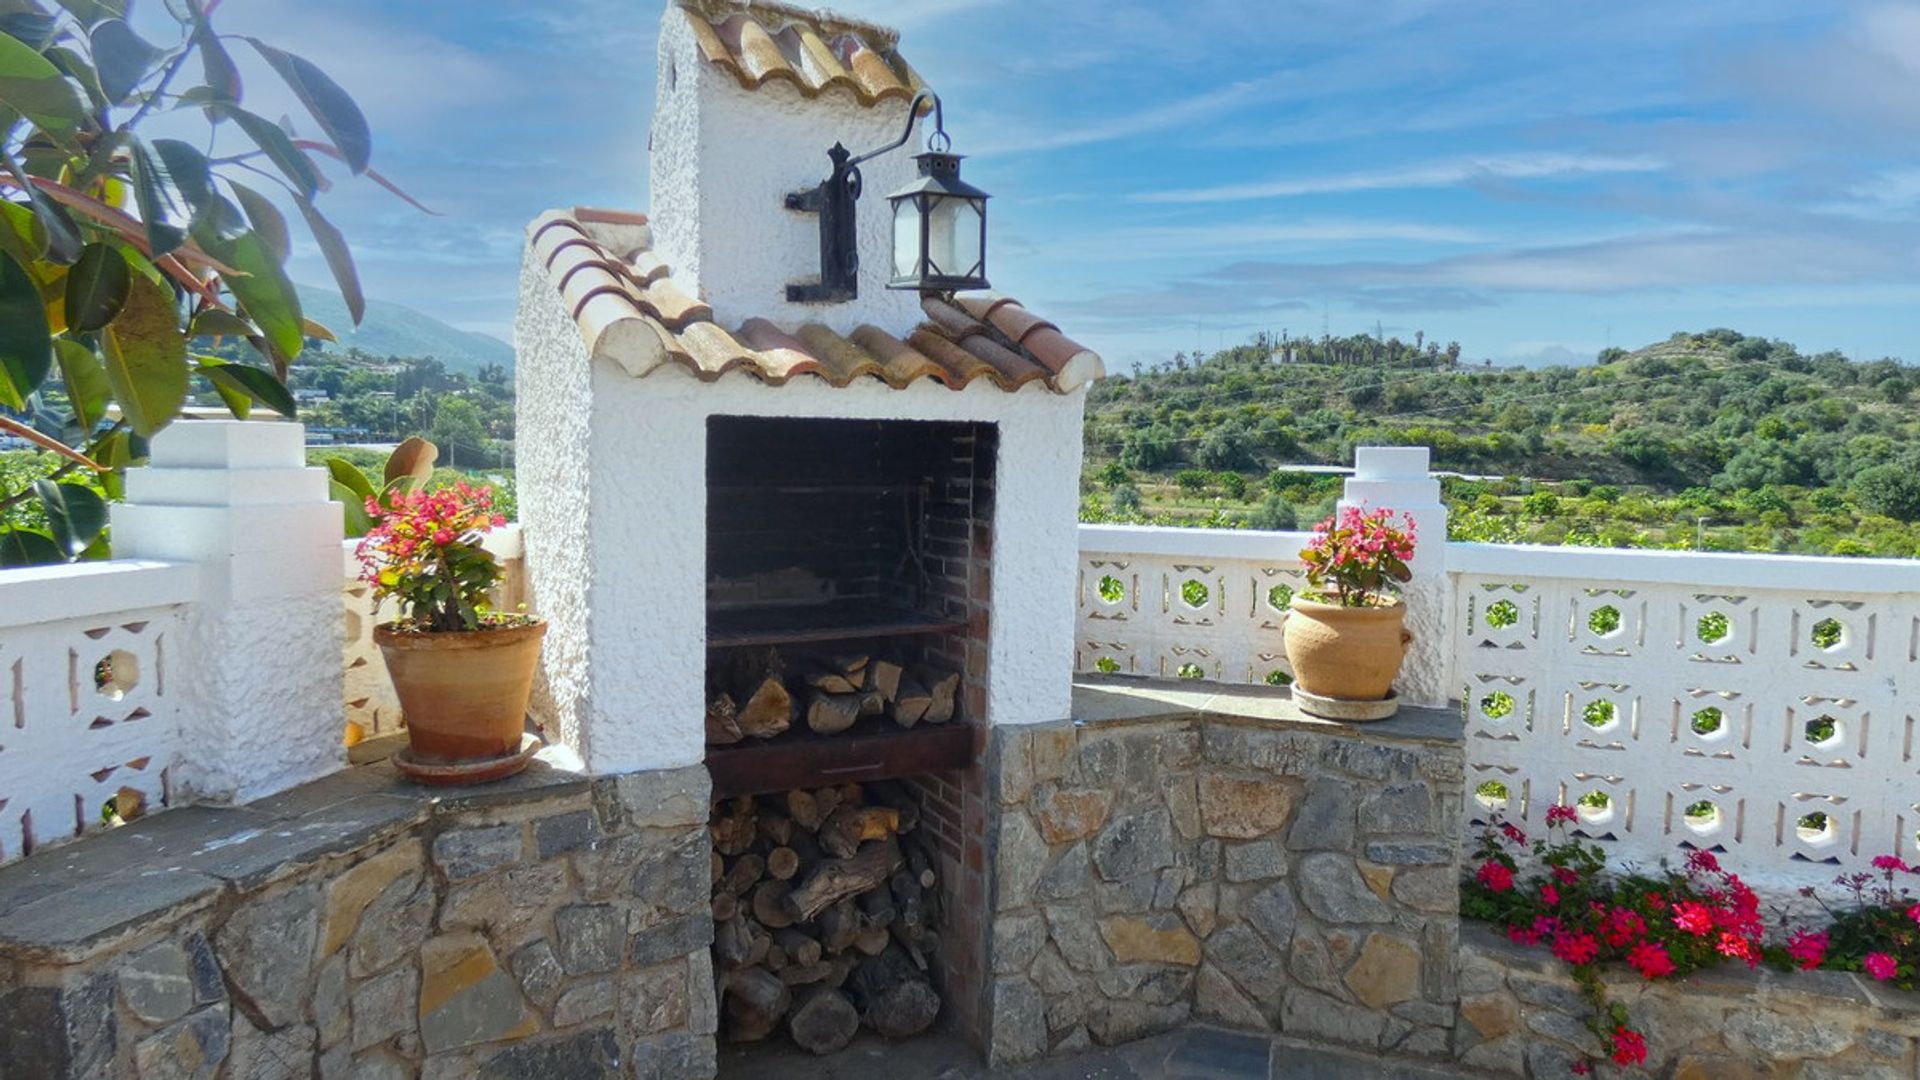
(33, 477), (105, 557)
(52, 0), (126, 27)
(217, 105), (318, 199)
(244, 38), (369, 174)
(205, 368), (248, 417)
(330, 477), (372, 537)
(229, 181), (288, 261)
(0, 248), (51, 409)
(126, 138), (186, 256)
(63, 241), (128, 332)
(196, 356), (295, 418)
(151, 138), (213, 211)
(0, 526), (64, 566)
(0, 27), (88, 139)
(296, 195), (363, 324)
(188, 308), (252, 338)
(87, 19), (160, 103)
(192, 218), (304, 362)
(98, 270), (186, 437)
(195, 22), (238, 112)
(1, 15), (60, 53)
(54, 336), (107, 427)
(0, 198), (47, 266)
(326, 456), (376, 500)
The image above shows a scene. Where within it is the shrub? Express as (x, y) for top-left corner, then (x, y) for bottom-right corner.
(1175, 469), (1212, 495)
(1852, 464), (1920, 522)
(1250, 493), (1297, 531)
(1788, 858), (1920, 990)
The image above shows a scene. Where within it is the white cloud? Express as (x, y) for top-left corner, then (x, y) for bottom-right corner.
(1135, 153), (1668, 204)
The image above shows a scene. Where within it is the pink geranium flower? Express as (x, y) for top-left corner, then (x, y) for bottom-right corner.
(1865, 952), (1899, 981)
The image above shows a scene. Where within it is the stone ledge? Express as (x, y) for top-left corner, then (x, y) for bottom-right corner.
(0, 745), (592, 965)
(1072, 678), (1462, 746)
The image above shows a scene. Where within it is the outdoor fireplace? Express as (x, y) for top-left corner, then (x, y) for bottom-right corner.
(512, 0), (1102, 1062)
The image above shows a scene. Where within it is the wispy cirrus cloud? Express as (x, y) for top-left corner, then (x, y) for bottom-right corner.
(1133, 153), (1668, 204)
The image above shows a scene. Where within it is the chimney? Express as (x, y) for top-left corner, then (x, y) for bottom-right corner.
(650, 0), (929, 337)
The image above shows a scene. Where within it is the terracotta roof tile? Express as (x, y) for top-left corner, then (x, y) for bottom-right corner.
(678, 0), (924, 107)
(526, 208), (1099, 394)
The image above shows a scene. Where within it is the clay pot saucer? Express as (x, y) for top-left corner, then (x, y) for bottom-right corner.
(393, 733), (542, 786)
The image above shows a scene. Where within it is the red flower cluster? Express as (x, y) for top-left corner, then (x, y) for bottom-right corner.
(1477, 859), (1515, 893)
(1611, 1026), (1648, 1067)
(356, 481), (510, 632)
(1787, 929), (1828, 970)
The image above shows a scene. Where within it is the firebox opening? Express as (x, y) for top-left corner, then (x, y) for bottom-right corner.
(702, 416), (996, 1054)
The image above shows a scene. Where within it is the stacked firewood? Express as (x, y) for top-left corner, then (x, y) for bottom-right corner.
(706, 647), (961, 745)
(708, 781), (943, 1054)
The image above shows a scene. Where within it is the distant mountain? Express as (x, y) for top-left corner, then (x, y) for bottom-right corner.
(297, 284), (513, 374)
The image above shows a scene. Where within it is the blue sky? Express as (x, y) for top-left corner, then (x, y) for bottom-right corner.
(201, 1), (1920, 371)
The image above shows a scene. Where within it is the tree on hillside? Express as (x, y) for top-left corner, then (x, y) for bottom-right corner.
(1852, 464), (1920, 522)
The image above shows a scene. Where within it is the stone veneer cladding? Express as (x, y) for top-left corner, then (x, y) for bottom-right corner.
(0, 760), (715, 1080)
(981, 692), (1468, 1065)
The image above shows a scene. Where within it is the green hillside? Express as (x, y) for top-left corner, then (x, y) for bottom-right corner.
(299, 285), (513, 375)
(1081, 329), (1920, 557)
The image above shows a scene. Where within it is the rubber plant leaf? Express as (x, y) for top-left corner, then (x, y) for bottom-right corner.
(0, 247), (51, 409)
(197, 356), (295, 418)
(297, 195), (362, 324)
(63, 240), (129, 332)
(0, 29), (88, 142)
(33, 477), (105, 556)
(0, 526), (63, 566)
(98, 269), (187, 437)
(88, 18), (161, 104)
(53, 336), (108, 428)
(383, 434), (437, 488)
(244, 38), (369, 173)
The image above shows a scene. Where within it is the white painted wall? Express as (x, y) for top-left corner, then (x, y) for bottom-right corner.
(649, 6), (927, 338)
(1341, 446), (1450, 707)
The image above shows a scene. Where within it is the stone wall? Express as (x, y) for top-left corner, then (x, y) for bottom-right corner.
(0, 759), (716, 1080)
(982, 696), (1466, 1065)
(1456, 927), (1920, 1079)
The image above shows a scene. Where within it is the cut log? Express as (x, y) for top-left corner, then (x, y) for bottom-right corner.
(787, 828), (823, 868)
(711, 892), (739, 923)
(712, 800), (758, 857)
(819, 806), (901, 859)
(710, 851), (725, 886)
(858, 689), (886, 717)
(765, 944), (789, 972)
(783, 838), (903, 922)
(786, 789), (826, 832)
(719, 853), (765, 896)
(902, 835), (938, 890)
(722, 966), (791, 1043)
(852, 925), (891, 956)
(806, 692), (861, 735)
(778, 960), (833, 987)
(706, 692), (743, 744)
(890, 678), (931, 728)
(735, 675), (793, 739)
(816, 898), (860, 954)
(830, 652), (870, 677)
(751, 880), (794, 930)
(848, 946), (941, 1038)
(805, 670), (860, 694)
(714, 917), (757, 970)
(810, 785), (845, 823)
(754, 805), (794, 847)
(765, 846), (801, 882)
(869, 660), (904, 703)
(890, 869), (925, 941)
(864, 780), (922, 833)
(924, 672), (960, 725)
(825, 952), (859, 988)
(788, 986), (860, 1055)
(858, 883), (896, 930)
(773, 928), (823, 968)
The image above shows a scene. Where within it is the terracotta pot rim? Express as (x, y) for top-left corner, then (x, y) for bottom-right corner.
(1288, 595), (1404, 616)
(373, 619), (547, 651)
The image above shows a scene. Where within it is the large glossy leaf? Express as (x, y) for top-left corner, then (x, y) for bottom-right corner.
(0, 526), (63, 566)
(98, 270), (186, 436)
(194, 223), (303, 361)
(151, 138), (212, 211)
(0, 248), (51, 409)
(244, 38), (369, 173)
(188, 308), (252, 338)
(196, 357), (295, 418)
(88, 19), (160, 103)
(63, 241), (128, 332)
(0, 14), (59, 51)
(330, 478), (372, 537)
(229, 180), (287, 261)
(384, 435), (437, 487)
(195, 20), (238, 111)
(204, 367), (248, 417)
(34, 477), (105, 556)
(52, 0), (126, 27)
(54, 336), (107, 427)
(217, 105), (318, 199)
(326, 456), (376, 501)
(126, 139), (185, 256)
(0, 198), (47, 266)
(0, 28), (87, 139)
(297, 196), (362, 324)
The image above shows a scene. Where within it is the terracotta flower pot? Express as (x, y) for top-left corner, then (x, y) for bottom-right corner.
(374, 620), (546, 765)
(1282, 595), (1409, 702)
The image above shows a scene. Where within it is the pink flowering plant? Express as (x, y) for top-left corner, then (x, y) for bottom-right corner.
(355, 481), (517, 633)
(1785, 855), (1920, 990)
(1297, 506), (1417, 607)
(1464, 808), (1768, 1073)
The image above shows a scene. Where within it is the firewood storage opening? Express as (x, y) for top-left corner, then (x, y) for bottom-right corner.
(703, 416), (995, 1054)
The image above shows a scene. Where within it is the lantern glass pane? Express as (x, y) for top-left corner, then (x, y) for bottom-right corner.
(927, 196), (983, 278)
(892, 198), (921, 281)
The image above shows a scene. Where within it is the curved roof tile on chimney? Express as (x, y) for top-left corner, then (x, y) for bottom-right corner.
(527, 208), (1103, 393)
(681, 0), (925, 107)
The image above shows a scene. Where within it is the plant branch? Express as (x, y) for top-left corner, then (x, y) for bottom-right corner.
(0, 416), (103, 472)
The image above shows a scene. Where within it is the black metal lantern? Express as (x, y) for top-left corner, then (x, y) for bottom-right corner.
(784, 91), (989, 303)
(887, 146), (989, 293)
